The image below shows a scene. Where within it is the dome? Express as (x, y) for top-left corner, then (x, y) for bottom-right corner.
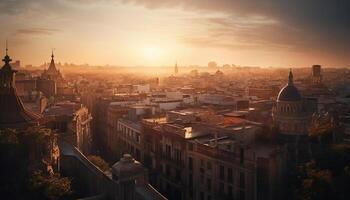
(277, 85), (301, 101)
(277, 69), (302, 101)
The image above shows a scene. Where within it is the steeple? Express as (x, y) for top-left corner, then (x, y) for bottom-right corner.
(0, 43), (40, 128)
(174, 61), (178, 75)
(288, 68), (294, 85)
(1, 41), (16, 89)
(48, 49), (57, 72)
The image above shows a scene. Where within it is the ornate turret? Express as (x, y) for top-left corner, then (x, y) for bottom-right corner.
(48, 50), (58, 72)
(0, 45), (40, 128)
(41, 50), (63, 81)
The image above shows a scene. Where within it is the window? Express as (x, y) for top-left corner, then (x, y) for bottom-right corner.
(207, 178), (211, 191)
(166, 164), (171, 176)
(240, 172), (245, 188)
(240, 190), (245, 200)
(219, 182), (224, 193)
(228, 168), (233, 183)
(188, 157), (193, 171)
(200, 192), (204, 200)
(174, 148), (182, 164)
(189, 143), (194, 151)
(189, 173), (193, 188)
(228, 185), (233, 197)
(136, 133), (140, 143)
(207, 162), (212, 170)
(219, 165), (225, 180)
(176, 169), (181, 181)
(165, 145), (171, 159)
(240, 148), (244, 164)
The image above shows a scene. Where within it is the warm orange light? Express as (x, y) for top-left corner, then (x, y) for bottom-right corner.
(143, 46), (161, 60)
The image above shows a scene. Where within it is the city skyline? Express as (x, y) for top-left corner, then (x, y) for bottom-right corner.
(1, 0), (350, 67)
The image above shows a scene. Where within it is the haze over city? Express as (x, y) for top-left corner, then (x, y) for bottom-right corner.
(1, 0), (350, 67)
(1, 1), (350, 200)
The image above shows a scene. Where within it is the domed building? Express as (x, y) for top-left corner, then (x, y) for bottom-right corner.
(272, 70), (312, 137)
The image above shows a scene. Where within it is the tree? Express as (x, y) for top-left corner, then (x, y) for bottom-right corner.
(297, 161), (333, 200)
(294, 144), (350, 200)
(0, 126), (72, 199)
(88, 155), (109, 171)
(308, 113), (335, 144)
(28, 170), (71, 200)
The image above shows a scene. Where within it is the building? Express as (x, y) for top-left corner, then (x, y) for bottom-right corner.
(39, 51), (67, 97)
(0, 50), (41, 128)
(312, 65), (322, 84)
(41, 51), (64, 83)
(272, 70), (313, 138)
(112, 109), (286, 200)
(44, 102), (92, 155)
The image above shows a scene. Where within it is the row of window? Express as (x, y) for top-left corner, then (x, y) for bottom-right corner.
(118, 123), (141, 143)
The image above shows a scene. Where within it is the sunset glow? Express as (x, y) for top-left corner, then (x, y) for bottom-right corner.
(0, 1), (349, 67)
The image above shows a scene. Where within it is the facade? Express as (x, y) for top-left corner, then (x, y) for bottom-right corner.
(44, 102), (92, 155)
(108, 109), (285, 200)
(59, 140), (167, 200)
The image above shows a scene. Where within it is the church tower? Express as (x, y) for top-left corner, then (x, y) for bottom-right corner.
(41, 50), (63, 81)
(174, 61), (178, 75)
(0, 45), (40, 128)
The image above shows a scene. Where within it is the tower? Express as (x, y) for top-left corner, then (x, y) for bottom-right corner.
(41, 50), (63, 81)
(0, 44), (40, 128)
(174, 61), (178, 75)
(311, 65), (322, 84)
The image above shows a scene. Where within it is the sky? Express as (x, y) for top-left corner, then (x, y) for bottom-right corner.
(0, 0), (350, 67)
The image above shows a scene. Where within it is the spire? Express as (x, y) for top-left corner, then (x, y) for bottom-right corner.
(48, 49), (57, 72)
(2, 40), (12, 64)
(288, 68), (294, 85)
(175, 61), (178, 74)
(0, 41), (40, 128)
(5, 40), (8, 56)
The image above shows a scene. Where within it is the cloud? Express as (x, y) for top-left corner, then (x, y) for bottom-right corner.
(122, 0), (350, 54)
(16, 28), (61, 36)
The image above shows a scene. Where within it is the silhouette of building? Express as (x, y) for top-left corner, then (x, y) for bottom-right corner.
(0, 49), (40, 128)
(41, 51), (64, 82)
(312, 65), (322, 84)
(39, 51), (65, 97)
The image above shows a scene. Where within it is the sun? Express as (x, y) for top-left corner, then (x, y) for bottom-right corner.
(143, 46), (161, 60)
